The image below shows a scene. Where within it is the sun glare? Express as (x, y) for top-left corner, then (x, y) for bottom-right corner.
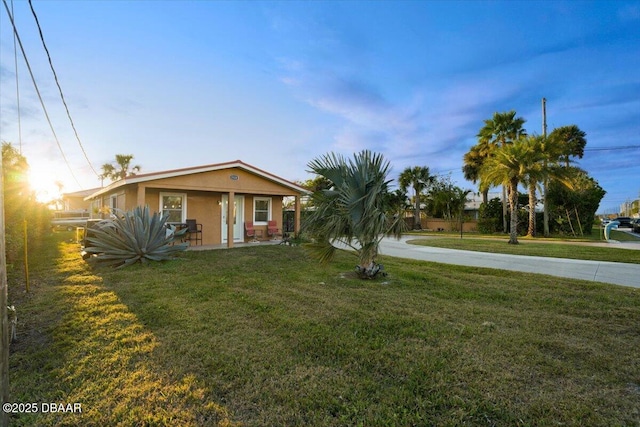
(28, 167), (63, 204)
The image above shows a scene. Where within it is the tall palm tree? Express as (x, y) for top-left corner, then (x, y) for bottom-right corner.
(479, 136), (535, 244)
(398, 166), (434, 230)
(476, 111), (527, 232)
(303, 150), (404, 279)
(520, 135), (549, 237)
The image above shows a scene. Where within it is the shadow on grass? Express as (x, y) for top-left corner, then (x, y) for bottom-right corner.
(8, 233), (237, 427)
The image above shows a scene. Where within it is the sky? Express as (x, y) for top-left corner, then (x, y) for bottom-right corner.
(1, 0), (639, 214)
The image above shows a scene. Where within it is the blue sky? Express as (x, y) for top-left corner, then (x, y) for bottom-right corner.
(1, 0), (639, 214)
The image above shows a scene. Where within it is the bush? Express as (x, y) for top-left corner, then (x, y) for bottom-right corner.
(85, 206), (188, 268)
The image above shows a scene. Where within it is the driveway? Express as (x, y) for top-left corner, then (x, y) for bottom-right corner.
(376, 237), (640, 288)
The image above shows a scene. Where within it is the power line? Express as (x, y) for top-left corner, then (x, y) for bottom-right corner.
(2, 0), (82, 188)
(585, 145), (640, 152)
(10, 0), (22, 154)
(28, 0), (100, 179)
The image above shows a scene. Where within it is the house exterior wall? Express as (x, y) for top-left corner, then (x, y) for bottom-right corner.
(147, 167), (300, 196)
(64, 196), (91, 211)
(88, 167), (297, 245)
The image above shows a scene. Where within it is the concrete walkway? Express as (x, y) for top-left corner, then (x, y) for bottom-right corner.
(376, 237), (640, 288)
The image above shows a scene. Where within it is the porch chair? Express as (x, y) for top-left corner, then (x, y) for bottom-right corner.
(244, 221), (262, 242)
(267, 220), (281, 240)
(185, 219), (203, 246)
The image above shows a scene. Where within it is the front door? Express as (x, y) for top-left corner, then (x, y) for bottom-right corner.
(221, 195), (245, 242)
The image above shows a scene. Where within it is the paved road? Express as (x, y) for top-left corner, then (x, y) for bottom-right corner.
(375, 237), (640, 288)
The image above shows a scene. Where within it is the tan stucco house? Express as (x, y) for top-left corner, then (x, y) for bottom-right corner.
(84, 160), (309, 247)
(62, 188), (100, 211)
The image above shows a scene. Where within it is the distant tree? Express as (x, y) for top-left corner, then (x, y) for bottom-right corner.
(303, 150), (404, 279)
(549, 125), (587, 167)
(542, 125), (587, 236)
(398, 166), (434, 230)
(427, 176), (471, 230)
(547, 167), (605, 236)
(100, 154), (141, 184)
(477, 197), (503, 234)
(462, 143), (490, 205)
(298, 176), (333, 192)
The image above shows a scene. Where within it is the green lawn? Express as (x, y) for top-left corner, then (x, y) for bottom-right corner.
(406, 232), (640, 264)
(7, 232), (640, 426)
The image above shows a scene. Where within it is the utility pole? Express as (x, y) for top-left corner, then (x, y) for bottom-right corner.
(542, 98), (547, 137)
(542, 98), (550, 237)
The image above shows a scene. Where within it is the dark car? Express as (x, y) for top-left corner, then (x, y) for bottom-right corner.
(614, 217), (632, 228)
(632, 218), (640, 233)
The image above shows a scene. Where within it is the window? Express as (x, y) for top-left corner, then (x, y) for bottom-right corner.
(160, 193), (187, 223)
(254, 197), (271, 224)
(110, 195), (118, 211)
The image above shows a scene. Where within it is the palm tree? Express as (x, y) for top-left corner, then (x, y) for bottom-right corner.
(462, 143), (491, 205)
(100, 154), (141, 185)
(113, 154), (141, 180)
(398, 166), (434, 230)
(519, 135), (549, 237)
(549, 125), (587, 167)
(475, 111), (527, 232)
(479, 136), (536, 244)
(303, 150), (404, 279)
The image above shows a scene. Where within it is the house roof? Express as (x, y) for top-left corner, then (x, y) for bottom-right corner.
(85, 160), (310, 200)
(63, 187), (102, 198)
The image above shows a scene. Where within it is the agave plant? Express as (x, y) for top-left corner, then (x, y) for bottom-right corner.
(84, 205), (188, 268)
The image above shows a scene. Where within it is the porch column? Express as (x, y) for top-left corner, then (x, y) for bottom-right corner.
(227, 191), (234, 248)
(294, 195), (301, 236)
(137, 184), (146, 208)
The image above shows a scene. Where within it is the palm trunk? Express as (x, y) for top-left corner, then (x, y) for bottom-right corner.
(502, 185), (508, 233)
(414, 193), (421, 230)
(543, 174), (550, 237)
(527, 182), (536, 237)
(509, 179), (519, 244)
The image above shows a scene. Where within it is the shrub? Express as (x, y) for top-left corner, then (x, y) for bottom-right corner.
(85, 206), (188, 268)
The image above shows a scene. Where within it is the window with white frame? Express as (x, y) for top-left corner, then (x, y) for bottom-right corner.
(160, 193), (187, 223)
(253, 197), (271, 224)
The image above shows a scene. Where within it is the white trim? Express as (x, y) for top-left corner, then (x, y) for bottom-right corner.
(253, 196), (272, 225)
(221, 195), (245, 242)
(159, 192), (187, 223)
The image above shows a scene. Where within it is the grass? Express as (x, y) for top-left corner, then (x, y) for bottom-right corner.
(7, 231), (640, 426)
(406, 230), (640, 264)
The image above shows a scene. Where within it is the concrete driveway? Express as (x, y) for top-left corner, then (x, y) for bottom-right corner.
(376, 237), (640, 288)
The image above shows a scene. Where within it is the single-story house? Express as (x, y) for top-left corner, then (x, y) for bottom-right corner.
(61, 188), (101, 211)
(84, 160), (309, 247)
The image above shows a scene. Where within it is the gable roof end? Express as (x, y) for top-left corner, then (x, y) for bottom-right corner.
(84, 160), (309, 200)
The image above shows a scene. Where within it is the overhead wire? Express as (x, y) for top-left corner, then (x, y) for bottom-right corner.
(585, 145), (640, 152)
(10, 0), (22, 154)
(2, 0), (82, 187)
(27, 0), (100, 179)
